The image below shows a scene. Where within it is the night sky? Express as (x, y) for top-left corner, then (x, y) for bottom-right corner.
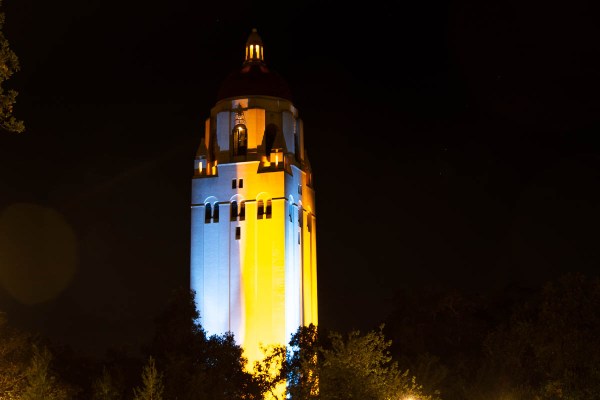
(0, 0), (599, 356)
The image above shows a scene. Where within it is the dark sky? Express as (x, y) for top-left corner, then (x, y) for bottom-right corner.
(0, 0), (599, 356)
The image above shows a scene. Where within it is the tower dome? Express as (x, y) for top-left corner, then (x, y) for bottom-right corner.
(217, 29), (292, 101)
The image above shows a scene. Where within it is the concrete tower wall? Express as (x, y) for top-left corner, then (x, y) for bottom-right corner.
(191, 93), (316, 366)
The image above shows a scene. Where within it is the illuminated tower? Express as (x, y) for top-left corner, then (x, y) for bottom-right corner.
(190, 29), (317, 365)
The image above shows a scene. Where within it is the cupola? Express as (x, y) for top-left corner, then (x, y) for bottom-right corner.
(244, 28), (264, 64)
(217, 29), (292, 101)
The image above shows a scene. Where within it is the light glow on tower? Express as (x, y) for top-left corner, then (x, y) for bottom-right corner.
(190, 29), (318, 374)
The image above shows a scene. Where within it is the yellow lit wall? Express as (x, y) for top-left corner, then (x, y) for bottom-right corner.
(245, 108), (266, 150)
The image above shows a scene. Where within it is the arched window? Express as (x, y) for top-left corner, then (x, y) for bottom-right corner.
(265, 124), (277, 157)
(205, 203), (212, 223)
(257, 199), (264, 219)
(232, 124), (248, 156)
(230, 201), (238, 221)
(239, 201), (246, 221)
(266, 199), (272, 219)
(213, 203), (220, 223)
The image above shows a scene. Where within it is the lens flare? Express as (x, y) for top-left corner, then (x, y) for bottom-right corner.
(0, 203), (77, 304)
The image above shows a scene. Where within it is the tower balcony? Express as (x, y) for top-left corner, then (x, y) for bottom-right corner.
(258, 148), (287, 173)
(193, 157), (219, 178)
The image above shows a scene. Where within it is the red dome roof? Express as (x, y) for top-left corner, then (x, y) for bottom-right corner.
(217, 63), (292, 101)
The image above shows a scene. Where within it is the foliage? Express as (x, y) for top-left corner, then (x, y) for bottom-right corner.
(284, 324), (439, 400)
(21, 345), (70, 400)
(384, 284), (532, 400)
(0, 0), (23, 133)
(192, 332), (263, 400)
(321, 326), (436, 400)
(285, 324), (321, 400)
(0, 313), (31, 399)
(253, 344), (287, 400)
(481, 273), (600, 400)
(148, 287), (204, 400)
(5, 272), (599, 400)
(148, 287), (262, 400)
(92, 366), (121, 400)
(133, 357), (164, 400)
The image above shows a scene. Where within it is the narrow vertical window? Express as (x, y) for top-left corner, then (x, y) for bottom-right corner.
(266, 199), (272, 219)
(239, 201), (246, 221)
(265, 124), (278, 157)
(294, 133), (300, 161)
(289, 203), (293, 222)
(205, 203), (212, 223)
(232, 179), (237, 189)
(307, 217), (312, 232)
(230, 201), (238, 221)
(257, 199), (264, 219)
(232, 124), (248, 156)
(235, 227), (241, 240)
(298, 209), (303, 227)
(298, 184), (302, 195)
(239, 179), (244, 188)
(213, 203), (220, 223)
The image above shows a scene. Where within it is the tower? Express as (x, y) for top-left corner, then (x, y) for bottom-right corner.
(190, 29), (317, 365)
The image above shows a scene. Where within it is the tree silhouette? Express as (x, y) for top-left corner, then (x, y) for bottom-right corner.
(133, 357), (163, 400)
(283, 324), (439, 400)
(0, 0), (24, 133)
(21, 345), (69, 400)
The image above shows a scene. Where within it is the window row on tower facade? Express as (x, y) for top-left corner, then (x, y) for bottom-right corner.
(288, 202), (311, 232)
(204, 199), (273, 223)
(203, 199), (311, 225)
